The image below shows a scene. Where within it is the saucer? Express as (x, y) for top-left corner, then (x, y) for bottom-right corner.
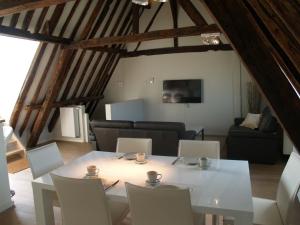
(85, 172), (99, 178)
(135, 159), (147, 164)
(145, 179), (160, 186)
(85, 174), (99, 179)
(124, 152), (137, 160)
(183, 157), (198, 166)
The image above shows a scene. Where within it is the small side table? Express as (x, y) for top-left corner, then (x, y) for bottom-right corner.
(188, 126), (205, 140)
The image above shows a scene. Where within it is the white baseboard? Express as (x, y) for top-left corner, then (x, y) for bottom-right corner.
(0, 199), (13, 213)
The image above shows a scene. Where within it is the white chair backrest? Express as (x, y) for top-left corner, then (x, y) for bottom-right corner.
(125, 182), (194, 225)
(276, 152), (300, 225)
(116, 138), (152, 155)
(51, 174), (112, 225)
(27, 142), (64, 179)
(178, 140), (220, 159)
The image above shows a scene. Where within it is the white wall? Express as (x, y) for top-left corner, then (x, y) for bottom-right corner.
(96, 51), (251, 135)
(106, 99), (145, 121)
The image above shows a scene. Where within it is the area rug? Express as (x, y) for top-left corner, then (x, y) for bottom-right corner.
(7, 153), (29, 174)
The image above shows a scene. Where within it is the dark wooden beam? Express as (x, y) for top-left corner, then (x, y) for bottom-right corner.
(68, 25), (220, 49)
(85, 47), (126, 54)
(122, 44), (232, 57)
(178, 0), (207, 26)
(170, 0), (178, 47)
(202, 0), (300, 152)
(10, 4), (66, 130)
(135, 3), (163, 51)
(0, 25), (71, 44)
(18, 3), (75, 136)
(46, 0), (110, 132)
(9, 13), (20, 27)
(266, 0), (300, 44)
(25, 95), (104, 110)
(246, 0), (300, 86)
(34, 6), (49, 33)
(27, 49), (74, 147)
(0, 0), (76, 16)
(22, 10), (35, 30)
(132, 3), (139, 33)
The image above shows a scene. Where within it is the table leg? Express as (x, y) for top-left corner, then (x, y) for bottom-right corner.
(202, 129), (204, 140)
(32, 184), (55, 225)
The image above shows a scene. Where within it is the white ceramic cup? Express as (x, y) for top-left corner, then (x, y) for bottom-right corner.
(147, 171), (162, 183)
(87, 165), (99, 176)
(136, 152), (146, 162)
(199, 157), (208, 168)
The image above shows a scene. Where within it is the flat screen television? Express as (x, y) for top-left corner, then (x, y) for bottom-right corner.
(162, 79), (203, 103)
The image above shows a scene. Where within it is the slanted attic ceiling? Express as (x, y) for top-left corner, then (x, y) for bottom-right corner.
(0, 0), (298, 153)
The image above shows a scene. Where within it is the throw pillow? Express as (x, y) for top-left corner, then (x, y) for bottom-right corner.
(240, 113), (261, 129)
(259, 114), (278, 132)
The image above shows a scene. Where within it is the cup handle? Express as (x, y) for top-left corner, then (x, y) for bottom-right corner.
(157, 174), (162, 180)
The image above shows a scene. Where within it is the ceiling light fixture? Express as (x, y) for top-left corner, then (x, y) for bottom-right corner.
(132, 0), (168, 6)
(201, 33), (221, 45)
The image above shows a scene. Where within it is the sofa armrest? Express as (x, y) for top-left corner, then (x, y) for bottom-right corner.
(234, 117), (244, 126)
(182, 130), (197, 140)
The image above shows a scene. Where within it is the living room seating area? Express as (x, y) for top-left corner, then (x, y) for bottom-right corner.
(90, 120), (196, 156)
(227, 108), (283, 164)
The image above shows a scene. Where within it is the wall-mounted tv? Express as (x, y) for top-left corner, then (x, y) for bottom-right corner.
(162, 79), (203, 103)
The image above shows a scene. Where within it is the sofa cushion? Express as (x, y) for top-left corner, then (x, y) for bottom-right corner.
(90, 120), (133, 129)
(134, 121), (185, 138)
(258, 109), (278, 132)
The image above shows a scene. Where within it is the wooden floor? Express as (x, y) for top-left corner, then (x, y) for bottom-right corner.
(0, 141), (286, 225)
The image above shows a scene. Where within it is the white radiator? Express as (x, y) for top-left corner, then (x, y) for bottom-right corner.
(60, 107), (80, 138)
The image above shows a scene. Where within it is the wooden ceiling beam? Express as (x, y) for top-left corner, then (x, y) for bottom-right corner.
(48, 0), (107, 132)
(122, 44), (232, 57)
(246, 0), (300, 85)
(86, 47), (126, 54)
(0, 0), (76, 16)
(132, 3), (139, 33)
(18, 3), (73, 136)
(10, 3), (66, 131)
(135, 2), (163, 51)
(0, 25), (71, 44)
(170, 0), (178, 47)
(68, 24), (220, 49)
(202, 0), (300, 153)
(27, 48), (74, 147)
(25, 95), (104, 110)
(265, 0), (300, 44)
(178, 0), (207, 26)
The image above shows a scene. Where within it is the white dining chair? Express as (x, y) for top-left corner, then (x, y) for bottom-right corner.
(178, 140), (220, 159)
(125, 182), (204, 225)
(252, 152), (300, 225)
(116, 138), (152, 155)
(27, 142), (64, 179)
(51, 174), (129, 225)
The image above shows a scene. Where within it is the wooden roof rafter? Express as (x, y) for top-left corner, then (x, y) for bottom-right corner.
(67, 25), (220, 49)
(0, 0), (77, 16)
(201, 0), (300, 152)
(47, 0), (129, 132)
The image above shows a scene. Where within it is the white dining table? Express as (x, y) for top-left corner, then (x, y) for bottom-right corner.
(32, 151), (253, 225)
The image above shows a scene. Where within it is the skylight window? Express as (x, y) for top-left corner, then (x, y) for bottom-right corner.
(0, 35), (39, 121)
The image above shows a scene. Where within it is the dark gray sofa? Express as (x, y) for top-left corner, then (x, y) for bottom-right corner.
(90, 120), (196, 156)
(226, 109), (283, 164)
